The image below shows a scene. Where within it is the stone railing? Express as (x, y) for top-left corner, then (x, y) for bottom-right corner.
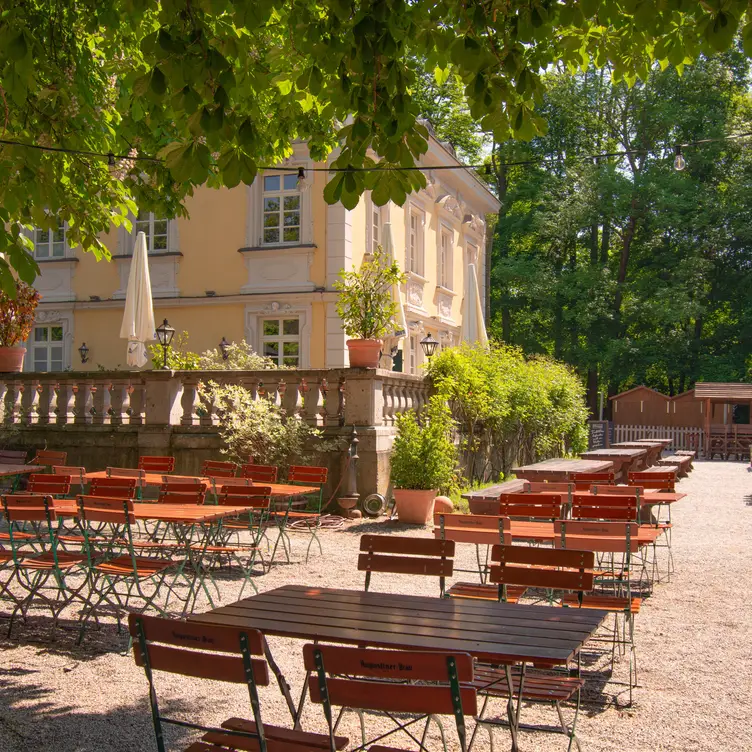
(0, 368), (431, 429)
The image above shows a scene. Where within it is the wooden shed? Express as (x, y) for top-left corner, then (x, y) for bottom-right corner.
(610, 386), (671, 426)
(670, 390), (704, 427)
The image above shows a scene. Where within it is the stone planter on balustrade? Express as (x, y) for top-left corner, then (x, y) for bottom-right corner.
(0, 346), (26, 373)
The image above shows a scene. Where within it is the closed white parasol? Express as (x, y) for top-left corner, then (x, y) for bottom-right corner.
(119, 231), (155, 368)
(461, 262), (489, 347)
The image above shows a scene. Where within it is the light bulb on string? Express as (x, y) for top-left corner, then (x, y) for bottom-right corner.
(674, 145), (686, 171)
(296, 166), (310, 192)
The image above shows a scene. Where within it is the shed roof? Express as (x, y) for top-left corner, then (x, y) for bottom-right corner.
(694, 383), (752, 401)
(609, 385), (670, 401)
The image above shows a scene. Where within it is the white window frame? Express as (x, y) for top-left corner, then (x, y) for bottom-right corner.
(261, 172), (302, 246)
(439, 226), (454, 290)
(408, 334), (419, 375)
(31, 219), (67, 259)
(30, 324), (66, 372)
(133, 212), (171, 254)
(466, 240), (479, 266)
(261, 316), (302, 367)
(407, 206), (426, 276)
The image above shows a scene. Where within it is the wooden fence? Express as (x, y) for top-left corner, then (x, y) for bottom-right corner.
(613, 424), (703, 452)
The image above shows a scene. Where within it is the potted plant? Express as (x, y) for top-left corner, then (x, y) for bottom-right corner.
(0, 281), (40, 372)
(390, 396), (459, 524)
(334, 247), (406, 368)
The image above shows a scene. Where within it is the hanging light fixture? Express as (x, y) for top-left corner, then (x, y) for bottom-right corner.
(78, 342), (90, 364)
(155, 318), (175, 370)
(420, 333), (439, 361)
(673, 145), (686, 171)
(219, 336), (230, 360)
(296, 166), (310, 192)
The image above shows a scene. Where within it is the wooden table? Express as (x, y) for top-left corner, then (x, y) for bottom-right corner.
(0, 464), (38, 491)
(193, 584), (607, 739)
(53, 499), (253, 523)
(512, 458), (614, 483)
(463, 479), (527, 515)
(611, 441), (664, 466)
(579, 448), (648, 479)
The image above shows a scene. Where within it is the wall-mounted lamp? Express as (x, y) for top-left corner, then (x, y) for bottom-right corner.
(78, 342), (90, 364)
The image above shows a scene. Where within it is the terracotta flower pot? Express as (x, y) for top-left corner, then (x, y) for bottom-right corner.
(393, 488), (437, 525)
(0, 346), (26, 373)
(346, 339), (382, 368)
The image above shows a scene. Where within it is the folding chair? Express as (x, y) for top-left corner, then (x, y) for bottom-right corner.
(201, 459), (237, 478)
(627, 470), (675, 492)
(129, 613), (344, 752)
(305, 643), (476, 752)
(31, 449), (68, 471)
(283, 465), (327, 562)
(91, 476), (138, 499)
(358, 534), (454, 597)
(433, 513), (515, 596)
(27, 473), (72, 498)
(471, 544), (596, 751)
(499, 492), (565, 520)
(76, 495), (189, 641)
(1, 494), (87, 636)
(106, 468), (146, 499)
(240, 463), (279, 483)
(138, 455), (176, 474)
(53, 465), (88, 494)
(156, 489), (206, 505)
(555, 520), (641, 705)
(523, 481), (574, 507)
(571, 472), (615, 491)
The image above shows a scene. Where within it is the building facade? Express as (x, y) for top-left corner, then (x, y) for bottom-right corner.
(26, 136), (499, 373)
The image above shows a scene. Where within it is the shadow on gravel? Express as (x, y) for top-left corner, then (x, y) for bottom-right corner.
(340, 518), (428, 534)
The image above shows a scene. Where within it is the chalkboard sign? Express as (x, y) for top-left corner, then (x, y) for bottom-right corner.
(588, 420), (611, 450)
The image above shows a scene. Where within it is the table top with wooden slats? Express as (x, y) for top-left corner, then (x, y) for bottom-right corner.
(192, 584), (607, 665)
(580, 448), (648, 460)
(0, 464), (38, 478)
(512, 458), (614, 481)
(52, 500), (254, 524)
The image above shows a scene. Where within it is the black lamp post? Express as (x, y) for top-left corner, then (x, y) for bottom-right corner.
(219, 336), (230, 360)
(78, 342), (89, 364)
(420, 333), (439, 362)
(155, 318), (175, 370)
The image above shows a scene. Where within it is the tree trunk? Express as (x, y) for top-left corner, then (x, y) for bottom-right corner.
(613, 203), (638, 325)
(586, 368), (599, 418)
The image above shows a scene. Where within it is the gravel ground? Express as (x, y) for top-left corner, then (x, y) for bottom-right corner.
(1, 459), (751, 751)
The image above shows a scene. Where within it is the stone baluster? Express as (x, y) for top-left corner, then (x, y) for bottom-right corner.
(282, 376), (303, 418)
(20, 378), (40, 425)
(303, 377), (325, 427)
(326, 377), (345, 426)
(35, 379), (56, 425)
(128, 380), (146, 425)
(382, 383), (395, 426)
(0, 381), (7, 423)
(54, 381), (75, 425)
(73, 379), (94, 425)
(5, 380), (24, 424)
(91, 379), (112, 425)
(180, 375), (200, 427)
(109, 379), (130, 426)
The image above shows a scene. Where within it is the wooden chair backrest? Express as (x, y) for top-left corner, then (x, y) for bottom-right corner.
(288, 465), (327, 485)
(77, 495), (136, 524)
(2, 494), (56, 523)
(358, 534), (454, 578)
(32, 449), (68, 467)
(159, 480), (208, 494)
(303, 644), (477, 716)
(157, 490), (206, 505)
(628, 471), (675, 490)
(240, 464), (278, 483)
(27, 473), (71, 495)
(571, 471), (615, 490)
(52, 465), (87, 481)
(523, 481), (573, 493)
(554, 520), (640, 553)
(90, 477), (137, 498)
(138, 455), (176, 473)
(200, 460), (237, 478)
(106, 467), (145, 483)
(498, 493), (563, 519)
(217, 486), (272, 508)
(592, 485), (644, 497)
(433, 512), (511, 545)
(128, 613), (269, 686)
(571, 492), (638, 521)
(0, 449), (28, 464)
(489, 544), (595, 592)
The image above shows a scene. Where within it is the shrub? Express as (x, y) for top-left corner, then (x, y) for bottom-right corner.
(197, 339), (276, 370)
(0, 281), (40, 347)
(147, 331), (200, 370)
(390, 396), (460, 495)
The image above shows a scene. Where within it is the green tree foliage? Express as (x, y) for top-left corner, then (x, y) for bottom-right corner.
(428, 344), (588, 482)
(488, 48), (752, 409)
(2, 1), (752, 290)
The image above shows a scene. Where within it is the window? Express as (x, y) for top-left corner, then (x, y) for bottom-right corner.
(262, 318), (300, 367)
(407, 208), (424, 275)
(408, 334), (419, 375)
(371, 205), (381, 250)
(439, 228), (453, 289)
(262, 173), (301, 245)
(134, 211), (169, 253)
(32, 325), (64, 372)
(33, 220), (66, 259)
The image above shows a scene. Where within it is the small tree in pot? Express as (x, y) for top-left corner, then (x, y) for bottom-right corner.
(390, 396), (460, 524)
(0, 281), (40, 372)
(334, 247), (406, 368)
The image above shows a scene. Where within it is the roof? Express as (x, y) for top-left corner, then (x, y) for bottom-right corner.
(694, 383), (752, 401)
(609, 385), (670, 401)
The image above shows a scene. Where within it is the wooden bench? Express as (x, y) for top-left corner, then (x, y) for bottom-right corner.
(656, 454), (692, 476)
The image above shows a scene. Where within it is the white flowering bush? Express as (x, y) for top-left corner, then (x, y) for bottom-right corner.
(198, 339), (276, 370)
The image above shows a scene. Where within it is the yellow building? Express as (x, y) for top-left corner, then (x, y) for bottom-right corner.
(27, 134), (499, 373)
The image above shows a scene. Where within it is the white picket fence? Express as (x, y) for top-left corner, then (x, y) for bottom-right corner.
(612, 424), (703, 452)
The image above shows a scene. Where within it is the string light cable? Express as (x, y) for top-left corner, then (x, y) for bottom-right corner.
(1, 129), (751, 177)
